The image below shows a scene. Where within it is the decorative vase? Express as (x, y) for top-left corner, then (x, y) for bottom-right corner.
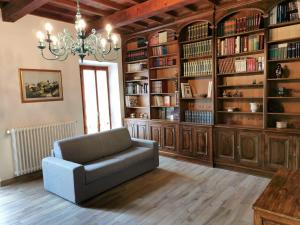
(250, 103), (260, 112)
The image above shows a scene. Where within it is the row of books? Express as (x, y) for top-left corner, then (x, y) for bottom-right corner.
(184, 110), (213, 124)
(183, 59), (213, 77)
(218, 56), (264, 74)
(126, 83), (148, 95)
(152, 96), (173, 107)
(156, 108), (179, 121)
(182, 40), (212, 59)
(186, 22), (210, 41)
(152, 58), (176, 68)
(126, 38), (147, 50)
(151, 81), (171, 93)
(217, 13), (263, 37)
(126, 49), (148, 62)
(149, 31), (177, 46)
(151, 46), (168, 56)
(127, 63), (147, 73)
(269, 42), (300, 60)
(217, 34), (264, 56)
(270, 1), (300, 25)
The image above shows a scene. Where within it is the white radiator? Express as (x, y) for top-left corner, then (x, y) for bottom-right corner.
(10, 121), (77, 176)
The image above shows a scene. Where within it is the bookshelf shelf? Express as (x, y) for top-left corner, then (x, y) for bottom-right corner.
(267, 37), (300, 44)
(217, 111), (263, 115)
(125, 79), (148, 83)
(267, 78), (300, 82)
(150, 93), (175, 95)
(267, 97), (300, 100)
(151, 105), (179, 108)
(150, 77), (177, 81)
(149, 40), (178, 47)
(268, 58), (300, 63)
(215, 124), (263, 129)
(125, 71), (148, 74)
(180, 75), (212, 79)
(217, 71), (264, 77)
(217, 97), (263, 100)
(218, 84), (264, 89)
(179, 36), (213, 44)
(268, 20), (300, 29)
(125, 94), (148, 96)
(150, 65), (178, 70)
(267, 112), (300, 116)
(181, 97), (212, 100)
(217, 28), (266, 39)
(217, 50), (264, 58)
(126, 106), (148, 109)
(181, 55), (212, 61)
(149, 53), (177, 58)
(125, 59), (148, 64)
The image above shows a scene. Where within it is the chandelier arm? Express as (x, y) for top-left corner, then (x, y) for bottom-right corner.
(48, 43), (68, 57)
(41, 50), (69, 61)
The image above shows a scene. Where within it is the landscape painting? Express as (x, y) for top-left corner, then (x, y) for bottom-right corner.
(19, 69), (63, 103)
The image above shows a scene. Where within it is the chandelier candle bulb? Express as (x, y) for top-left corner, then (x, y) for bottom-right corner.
(105, 24), (113, 35)
(45, 23), (53, 34)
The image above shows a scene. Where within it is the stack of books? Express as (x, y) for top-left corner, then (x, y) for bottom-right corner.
(217, 34), (264, 56)
(149, 31), (177, 46)
(183, 59), (212, 77)
(269, 42), (300, 60)
(218, 14), (262, 36)
(152, 58), (176, 67)
(218, 56), (264, 74)
(151, 81), (167, 93)
(152, 46), (168, 56)
(270, 1), (300, 25)
(127, 63), (147, 73)
(187, 22), (209, 41)
(126, 49), (148, 62)
(126, 82), (148, 95)
(183, 40), (212, 58)
(184, 110), (213, 124)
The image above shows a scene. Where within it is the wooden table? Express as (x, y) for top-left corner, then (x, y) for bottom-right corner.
(253, 169), (300, 225)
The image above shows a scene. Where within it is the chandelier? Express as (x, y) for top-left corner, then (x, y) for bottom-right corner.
(36, 0), (120, 62)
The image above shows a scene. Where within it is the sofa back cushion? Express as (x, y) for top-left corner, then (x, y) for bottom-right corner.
(53, 128), (132, 164)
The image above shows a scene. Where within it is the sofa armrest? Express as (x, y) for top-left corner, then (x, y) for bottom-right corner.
(131, 138), (159, 167)
(42, 157), (85, 203)
(131, 138), (158, 149)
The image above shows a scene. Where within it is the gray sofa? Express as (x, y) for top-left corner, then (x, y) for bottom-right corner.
(42, 127), (159, 204)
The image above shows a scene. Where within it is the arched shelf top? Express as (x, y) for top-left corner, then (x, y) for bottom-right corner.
(216, 8), (265, 25)
(216, 8), (266, 38)
(268, 0), (300, 28)
(147, 29), (178, 47)
(178, 20), (213, 43)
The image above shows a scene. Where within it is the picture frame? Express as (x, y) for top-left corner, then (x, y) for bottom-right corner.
(181, 83), (193, 98)
(19, 68), (63, 103)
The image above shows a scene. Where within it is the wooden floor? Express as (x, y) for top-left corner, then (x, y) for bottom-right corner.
(0, 156), (270, 225)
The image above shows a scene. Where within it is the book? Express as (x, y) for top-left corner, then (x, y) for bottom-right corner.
(218, 56), (264, 74)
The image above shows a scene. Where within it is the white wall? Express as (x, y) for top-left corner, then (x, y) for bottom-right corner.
(0, 13), (124, 183)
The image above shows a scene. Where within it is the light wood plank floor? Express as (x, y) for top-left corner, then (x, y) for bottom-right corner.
(0, 156), (270, 225)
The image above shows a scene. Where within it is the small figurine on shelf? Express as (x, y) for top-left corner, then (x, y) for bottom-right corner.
(277, 87), (290, 97)
(233, 90), (243, 97)
(252, 80), (257, 85)
(275, 64), (283, 79)
(143, 113), (148, 119)
(130, 113), (136, 118)
(223, 90), (228, 97)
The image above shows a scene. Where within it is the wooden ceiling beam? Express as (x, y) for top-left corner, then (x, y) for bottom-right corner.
(1, 0), (50, 22)
(50, 0), (109, 17)
(80, 0), (125, 11)
(91, 0), (200, 30)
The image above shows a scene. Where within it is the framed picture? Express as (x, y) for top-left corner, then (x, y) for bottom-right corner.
(19, 69), (63, 103)
(181, 83), (193, 98)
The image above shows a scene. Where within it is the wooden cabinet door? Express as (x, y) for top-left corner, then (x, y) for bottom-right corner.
(265, 133), (293, 171)
(136, 121), (148, 140)
(294, 136), (300, 171)
(125, 120), (137, 138)
(179, 126), (193, 156)
(162, 124), (178, 153)
(237, 131), (262, 168)
(149, 123), (162, 147)
(214, 128), (235, 163)
(193, 127), (210, 161)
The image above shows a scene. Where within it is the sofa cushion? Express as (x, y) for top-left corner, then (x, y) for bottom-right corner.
(53, 128), (132, 164)
(84, 146), (154, 184)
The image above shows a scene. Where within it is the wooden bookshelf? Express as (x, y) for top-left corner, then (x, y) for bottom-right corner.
(123, 37), (150, 120)
(148, 29), (180, 121)
(215, 10), (266, 129)
(179, 21), (214, 125)
(266, 1), (300, 131)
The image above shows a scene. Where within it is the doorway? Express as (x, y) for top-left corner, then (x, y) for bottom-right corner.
(80, 65), (111, 134)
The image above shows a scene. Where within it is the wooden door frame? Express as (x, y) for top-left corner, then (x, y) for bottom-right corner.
(79, 65), (112, 134)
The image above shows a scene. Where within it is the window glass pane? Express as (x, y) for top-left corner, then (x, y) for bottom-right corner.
(96, 70), (111, 131)
(83, 70), (99, 134)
